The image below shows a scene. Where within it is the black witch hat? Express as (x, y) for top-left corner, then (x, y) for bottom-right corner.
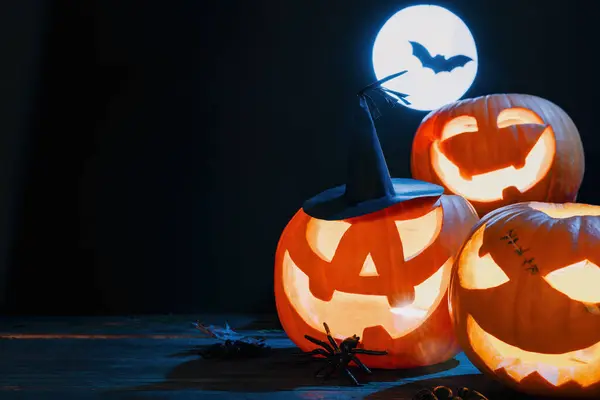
(302, 71), (444, 221)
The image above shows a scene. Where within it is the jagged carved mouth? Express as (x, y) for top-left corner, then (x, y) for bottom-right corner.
(431, 128), (556, 203)
(467, 315), (600, 387)
(281, 251), (452, 339)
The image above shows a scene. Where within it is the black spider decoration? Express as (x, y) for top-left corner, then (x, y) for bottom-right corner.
(199, 339), (271, 359)
(303, 322), (388, 386)
(194, 321), (271, 360)
(413, 385), (489, 400)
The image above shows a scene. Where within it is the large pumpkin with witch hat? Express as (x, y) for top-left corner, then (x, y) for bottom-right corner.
(411, 94), (584, 217)
(274, 94), (480, 369)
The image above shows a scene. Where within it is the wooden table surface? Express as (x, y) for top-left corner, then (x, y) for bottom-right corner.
(0, 314), (547, 399)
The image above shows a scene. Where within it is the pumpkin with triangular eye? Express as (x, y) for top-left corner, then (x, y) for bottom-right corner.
(276, 193), (478, 369)
(275, 94), (480, 369)
(449, 202), (600, 397)
(411, 94), (584, 217)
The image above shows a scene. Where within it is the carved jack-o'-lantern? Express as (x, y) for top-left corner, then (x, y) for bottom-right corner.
(450, 202), (600, 397)
(275, 94), (479, 369)
(411, 94), (585, 217)
(276, 193), (478, 369)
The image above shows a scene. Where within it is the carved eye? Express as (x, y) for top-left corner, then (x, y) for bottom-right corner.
(543, 260), (600, 303)
(496, 107), (544, 128)
(395, 207), (443, 261)
(306, 219), (351, 262)
(458, 224), (510, 290)
(441, 115), (478, 141)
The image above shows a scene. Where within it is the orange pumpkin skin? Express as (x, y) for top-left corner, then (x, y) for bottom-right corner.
(411, 94), (584, 217)
(275, 195), (479, 369)
(449, 202), (600, 397)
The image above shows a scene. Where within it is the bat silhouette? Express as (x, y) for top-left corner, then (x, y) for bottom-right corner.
(409, 41), (473, 74)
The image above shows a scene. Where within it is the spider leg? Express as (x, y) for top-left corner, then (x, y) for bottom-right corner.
(304, 334), (334, 353)
(315, 361), (336, 378)
(352, 349), (388, 356)
(342, 367), (361, 386)
(325, 333), (340, 352)
(322, 323), (340, 351)
(350, 354), (371, 374)
(306, 348), (331, 357)
(321, 362), (338, 379)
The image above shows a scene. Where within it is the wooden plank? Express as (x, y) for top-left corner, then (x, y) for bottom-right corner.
(0, 315), (526, 399)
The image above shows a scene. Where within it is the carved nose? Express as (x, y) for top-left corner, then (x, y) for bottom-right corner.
(358, 254), (379, 277)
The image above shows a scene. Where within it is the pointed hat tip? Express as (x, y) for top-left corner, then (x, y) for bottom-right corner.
(343, 92), (395, 204)
(302, 92), (443, 220)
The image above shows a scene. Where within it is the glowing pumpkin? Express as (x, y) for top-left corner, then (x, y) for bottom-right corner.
(411, 94), (584, 217)
(449, 202), (600, 397)
(275, 192), (479, 369)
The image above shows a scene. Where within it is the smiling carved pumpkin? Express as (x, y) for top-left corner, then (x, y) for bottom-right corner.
(449, 202), (600, 397)
(275, 194), (479, 369)
(411, 94), (585, 217)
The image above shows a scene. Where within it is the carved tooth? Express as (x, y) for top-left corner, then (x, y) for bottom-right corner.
(387, 291), (415, 309)
(506, 361), (540, 382)
(513, 159), (526, 169)
(536, 366), (562, 386)
(458, 169), (473, 181)
(495, 357), (520, 370)
(308, 278), (335, 302)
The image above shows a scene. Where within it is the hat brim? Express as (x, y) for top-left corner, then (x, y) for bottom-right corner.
(302, 178), (444, 221)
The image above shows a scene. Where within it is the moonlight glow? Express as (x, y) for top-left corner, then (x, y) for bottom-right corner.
(372, 5), (478, 112)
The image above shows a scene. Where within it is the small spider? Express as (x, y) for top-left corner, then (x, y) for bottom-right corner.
(199, 339), (271, 359)
(303, 322), (388, 386)
(194, 321), (271, 360)
(413, 385), (489, 400)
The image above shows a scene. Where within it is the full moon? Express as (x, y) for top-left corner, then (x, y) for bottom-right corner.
(372, 5), (478, 112)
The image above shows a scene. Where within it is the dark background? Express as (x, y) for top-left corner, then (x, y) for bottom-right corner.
(0, 0), (596, 315)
